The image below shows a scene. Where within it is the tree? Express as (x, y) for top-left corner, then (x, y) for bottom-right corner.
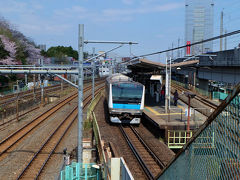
(47, 46), (78, 59)
(0, 35), (18, 65)
(0, 16), (43, 65)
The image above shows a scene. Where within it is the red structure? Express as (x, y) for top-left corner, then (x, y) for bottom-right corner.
(186, 41), (191, 55)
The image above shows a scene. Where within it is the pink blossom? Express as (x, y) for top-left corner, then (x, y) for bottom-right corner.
(0, 35), (17, 58)
(0, 35), (18, 65)
(20, 39), (43, 64)
(0, 57), (18, 65)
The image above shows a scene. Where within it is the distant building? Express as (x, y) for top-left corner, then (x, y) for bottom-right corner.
(98, 58), (112, 77)
(38, 44), (46, 51)
(185, 0), (214, 55)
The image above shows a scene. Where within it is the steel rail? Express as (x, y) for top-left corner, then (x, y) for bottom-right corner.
(35, 87), (104, 179)
(171, 83), (217, 110)
(130, 126), (165, 169)
(16, 107), (78, 180)
(0, 78), (103, 103)
(17, 87), (104, 179)
(0, 84), (61, 104)
(0, 80), (104, 128)
(119, 125), (155, 180)
(0, 93), (78, 157)
(0, 83), (98, 156)
(0, 84), (70, 106)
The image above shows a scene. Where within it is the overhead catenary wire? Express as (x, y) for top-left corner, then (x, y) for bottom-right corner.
(132, 29), (240, 58)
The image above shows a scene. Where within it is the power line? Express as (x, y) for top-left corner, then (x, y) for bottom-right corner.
(133, 29), (240, 58)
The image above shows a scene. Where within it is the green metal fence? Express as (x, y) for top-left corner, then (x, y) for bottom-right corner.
(158, 84), (240, 180)
(167, 130), (193, 149)
(212, 91), (228, 101)
(60, 162), (100, 180)
(195, 87), (211, 98)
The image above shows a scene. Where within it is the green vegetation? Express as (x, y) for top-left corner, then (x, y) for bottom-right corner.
(47, 46), (78, 59)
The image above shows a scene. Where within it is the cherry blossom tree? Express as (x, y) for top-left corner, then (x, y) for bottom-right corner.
(0, 17), (43, 65)
(0, 35), (18, 65)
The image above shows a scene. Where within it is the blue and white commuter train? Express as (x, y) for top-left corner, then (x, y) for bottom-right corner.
(105, 74), (145, 124)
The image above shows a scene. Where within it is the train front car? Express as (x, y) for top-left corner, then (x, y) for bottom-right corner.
(107, 74), (145, 124)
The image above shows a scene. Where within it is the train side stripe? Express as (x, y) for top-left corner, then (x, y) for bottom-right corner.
(113, 104), (141, 109)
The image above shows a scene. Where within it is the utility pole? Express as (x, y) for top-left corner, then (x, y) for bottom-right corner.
(109, 57), (112, 76)
(38, 59), (41, 86)
(177, 38), (180, 57)
(225, 29), (227, 50)
(113, 57), (116, 74)
(40, 60), (44, 107)
(16, 94), (19, 121)
(25, 74), (27, 85)
(192, 28), (195, 55)
(171, 43), (174, 59)
(33, 65), (36, 100)
(220, 10), (224, 51)
(78, 24), (84, 164)
(92, 47), (95, 101)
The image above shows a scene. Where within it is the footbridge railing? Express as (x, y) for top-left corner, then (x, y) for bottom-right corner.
(158, 83), (240, 179)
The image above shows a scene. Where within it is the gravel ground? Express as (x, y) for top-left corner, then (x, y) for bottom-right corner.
(0, 89), (78, 180)
(36, 83), (104, 180)
(93, 97), (175, 179)
(0, 82), (103, 180)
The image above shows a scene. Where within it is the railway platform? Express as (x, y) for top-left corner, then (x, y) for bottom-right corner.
(143, 92), (207, 131)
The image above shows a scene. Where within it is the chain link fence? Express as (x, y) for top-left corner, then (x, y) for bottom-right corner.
(158, 84), (240, 179)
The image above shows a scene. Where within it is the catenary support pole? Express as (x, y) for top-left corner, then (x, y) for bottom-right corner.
(78, 24), (84, 163)
(92, 47), (95, 101)
(33, 65), (36, 100)
(25, 74), (28, 85)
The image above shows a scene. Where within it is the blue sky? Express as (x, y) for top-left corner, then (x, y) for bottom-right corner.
(0, 0), (239, 63)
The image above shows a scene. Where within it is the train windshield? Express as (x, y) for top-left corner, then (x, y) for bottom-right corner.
(112, 83), (143, 103)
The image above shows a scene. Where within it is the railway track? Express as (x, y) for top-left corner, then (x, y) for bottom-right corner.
(119, 125), (165, 179)
(0, 80), (104, 129)
(16, 87), (104, 180)
(0, 84), (65, 105)
(0, 78), (102, 103)
(0, 82), (104, 160)
(0, 78), (104, 107)
(171, 83), (218, 110)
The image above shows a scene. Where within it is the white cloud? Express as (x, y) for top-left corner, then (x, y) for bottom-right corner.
(0, 0), (43, 14)
(0, 1), (27, 13)
(102, 3), (183, 16)
(0, 1), (184, 35)
(140, 0), (156, 5)
(122, 0), (134, 5)
(54, 6), (88, 19)
(51, 2), (183, 23)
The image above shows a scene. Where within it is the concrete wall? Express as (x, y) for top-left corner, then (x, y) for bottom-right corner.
(198, 67), (240, 85)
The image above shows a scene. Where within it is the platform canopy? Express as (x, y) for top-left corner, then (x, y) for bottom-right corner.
(127, 58), (199, 74)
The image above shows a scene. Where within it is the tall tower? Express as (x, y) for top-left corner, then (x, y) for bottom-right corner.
(185, 0), (214, 56)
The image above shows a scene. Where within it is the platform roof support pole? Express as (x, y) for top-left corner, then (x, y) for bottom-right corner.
(165, 57), (169, 113)
(169, 57), (171, 110)
(78, 24), (84, 163)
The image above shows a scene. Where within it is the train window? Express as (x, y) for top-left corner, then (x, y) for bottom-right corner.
(112, 83), (143, 103)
